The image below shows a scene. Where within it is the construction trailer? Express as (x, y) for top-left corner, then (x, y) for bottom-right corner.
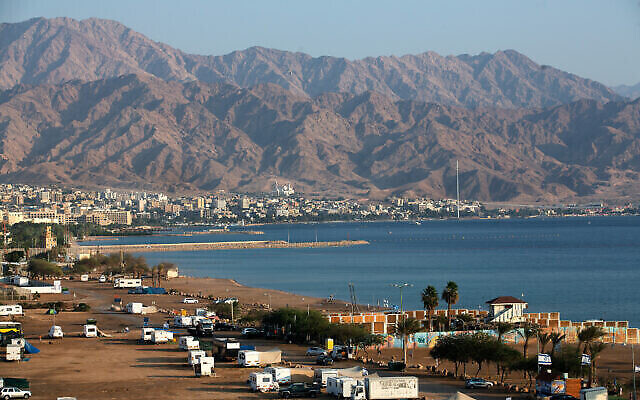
(178, 336), (200, 351)
(188, 350), (206, 366)
(151, 330), (173, 344)
(194, 356), (214, 377)
(249, 372), (279, 392)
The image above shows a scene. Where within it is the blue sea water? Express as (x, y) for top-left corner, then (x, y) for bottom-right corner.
(81, 217), (640, 326)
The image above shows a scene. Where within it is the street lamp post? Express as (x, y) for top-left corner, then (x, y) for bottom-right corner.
(264, 293), (271, 309)
(391, 282), (413, 368)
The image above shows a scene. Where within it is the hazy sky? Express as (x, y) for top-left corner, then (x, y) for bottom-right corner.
(1, 0), (639, 86)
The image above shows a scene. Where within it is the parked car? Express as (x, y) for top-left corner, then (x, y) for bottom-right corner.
(215, 322), (237, 331)
(241, 327), (261, 336)
(0, 387), (31, 399)
(305, 347), (327, 356)
(315, 355), (334, 365)
(278, 382), (319, 398)
(465, 378), (494, 389)
(183, 298), (199, 304)
(550, 395), (578, 400)
(98, 275), (107, 283)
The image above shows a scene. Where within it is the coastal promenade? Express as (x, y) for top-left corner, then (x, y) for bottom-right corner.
(71, 239), (369, 255)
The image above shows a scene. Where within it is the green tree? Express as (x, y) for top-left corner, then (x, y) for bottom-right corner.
(28, 258), (62, 278)
(578, 326), (606, 354)
(395, 317), (422, 367)
(421, 285), (439, 332)
(441, 281), (459, 330)
(355, 334), (386, 359)
(4, 250), (25, 263)
(495, 322), (514, 343)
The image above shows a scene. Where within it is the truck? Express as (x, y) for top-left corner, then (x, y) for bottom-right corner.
(238, 349), (282, 367)
(350, 377), (419, 400)
(580, 387), (608, 400)
(249, 372), (279, 393)
(0, 305), (23, 317)
(188, 319), (215, 337)
(327, 377), (361, 398)
(212, 338), (241, 360)
(113, 278), (142, 288)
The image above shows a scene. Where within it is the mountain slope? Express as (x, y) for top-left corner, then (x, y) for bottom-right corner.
(0, 17), (622, 109)
(1, 75), (639, 201)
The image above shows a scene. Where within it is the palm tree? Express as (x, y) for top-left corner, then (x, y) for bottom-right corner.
(587, 342), (607, 387)
(421, 286), (439, 331)
(517, 323), (539, 359)
(495, 322), (514, 343)
(578, 326), (606, 354)
(549, 332), (566, 357)
(434, 315), (448, 332)
(396, 318), (422, 367)
(441, 281), (459, 330)
(538, 332), (552, 353)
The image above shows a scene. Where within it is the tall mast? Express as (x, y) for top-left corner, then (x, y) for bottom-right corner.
(456, 160), (460, 219)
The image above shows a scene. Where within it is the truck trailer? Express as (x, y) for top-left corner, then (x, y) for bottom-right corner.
(350, 376), (419, 400)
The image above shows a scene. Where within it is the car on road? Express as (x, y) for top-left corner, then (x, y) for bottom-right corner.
(98, 275), (107, 283)
(183, 298), (199, 304)
(305, 347), (327, 356)
(464, 378), (494, 389)
(0, 387), (31, 399)
(315, 354), (334, 365)
(278, 382), (319, 398)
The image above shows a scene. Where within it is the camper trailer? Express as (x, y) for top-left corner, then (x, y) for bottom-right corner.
(141, 327), (155, 342)
(0, 305), (23, 317)
(350, 376), (419, 400)
(80, 274), (89, 282)
(314, 369), (340, 387)
(249, 372), (279, 392)
(173, 315), (193, 328)
(179, 336), (200, 351)
(151, 330), (173, 344)
(83, 324), (98, 338)
(264, 367), (291, 385)
(238, 349), (282, 367)
(188, 350), (206, 366)
(126, 303), (143, 314)
(194, 356), (214, 377)
(48, 325), (63, 338)
(113, 278), (142, 288)
(327, 377), (360, 398)
(212, 338), (241, 360)
(6, 344), (21, 361)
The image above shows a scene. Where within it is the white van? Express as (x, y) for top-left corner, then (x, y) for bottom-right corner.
(264, 367), (291, 385)
(249, 372), (279, 392)
(48, 325), (64, 338)
(83, 324), (98, 338)
(0, 305), (23, 316)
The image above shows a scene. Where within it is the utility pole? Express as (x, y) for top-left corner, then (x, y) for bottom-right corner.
(456, 160), (460, 219)
(633, 343), (637, 400)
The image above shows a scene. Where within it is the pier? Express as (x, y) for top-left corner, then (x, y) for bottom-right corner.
(71, 239), (369, 255)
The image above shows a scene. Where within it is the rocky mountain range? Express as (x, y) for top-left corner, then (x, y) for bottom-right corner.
(0, 17), (623, 109)
(1, 74), (639, 201)
(614, 83), (640, 100)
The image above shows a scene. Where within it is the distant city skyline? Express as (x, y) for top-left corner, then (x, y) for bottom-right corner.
(0, 0), (639, 86)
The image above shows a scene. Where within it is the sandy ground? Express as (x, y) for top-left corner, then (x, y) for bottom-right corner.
(0, 278), (636, 399)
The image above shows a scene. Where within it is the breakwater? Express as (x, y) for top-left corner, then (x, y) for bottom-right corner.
(73, 239), (368, 255)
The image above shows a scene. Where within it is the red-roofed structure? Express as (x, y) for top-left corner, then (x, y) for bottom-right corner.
(486, 296), (528, 323)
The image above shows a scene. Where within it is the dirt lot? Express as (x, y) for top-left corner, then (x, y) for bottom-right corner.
(0, 278), (635, 400)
